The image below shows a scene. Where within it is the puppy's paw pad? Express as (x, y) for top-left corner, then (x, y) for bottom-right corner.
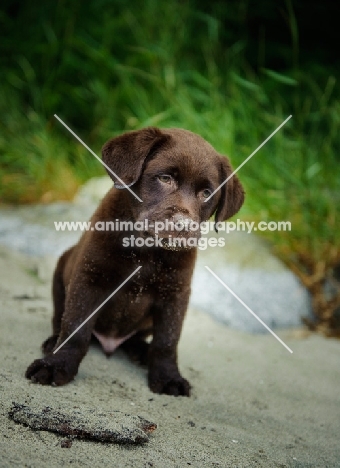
(163, 378), (191, 396)
(25, 359), (54, 385)
(25, 358), (75, 386)
(149, 375), (191, 397)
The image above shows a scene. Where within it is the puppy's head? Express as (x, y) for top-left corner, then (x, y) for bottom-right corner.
(102, 127), (244, 248)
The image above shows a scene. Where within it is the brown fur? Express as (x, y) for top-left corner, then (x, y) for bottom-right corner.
(26, 127), (244, 396)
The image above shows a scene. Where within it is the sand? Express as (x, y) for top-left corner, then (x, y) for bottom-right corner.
(0, 245), (339, 467)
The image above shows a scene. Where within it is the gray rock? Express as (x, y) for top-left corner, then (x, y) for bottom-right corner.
(0, 177), (113, 257)
(0, 203), (85, 257)
(73, 176), (113, 206)
(190, 232), (312, 332)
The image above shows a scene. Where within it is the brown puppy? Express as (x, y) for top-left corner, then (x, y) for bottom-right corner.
(26, 127), (244, 396)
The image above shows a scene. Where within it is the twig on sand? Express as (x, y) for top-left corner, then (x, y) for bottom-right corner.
(8, 402), (157, 445)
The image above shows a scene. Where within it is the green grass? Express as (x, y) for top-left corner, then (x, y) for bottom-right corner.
(0, 0), (339, 333)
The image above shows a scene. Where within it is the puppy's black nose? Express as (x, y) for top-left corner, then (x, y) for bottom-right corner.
(172, 213), (195, 231)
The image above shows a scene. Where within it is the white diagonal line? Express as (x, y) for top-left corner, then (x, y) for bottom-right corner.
(54, 114), (143, 203)
(53, 266), (142, 354)
(205, 115), (292, 202)
(205, 266), (293, 353)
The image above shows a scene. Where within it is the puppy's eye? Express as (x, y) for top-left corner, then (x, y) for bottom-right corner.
(201, 189), (212, 199)
(158, 175), (173, 184)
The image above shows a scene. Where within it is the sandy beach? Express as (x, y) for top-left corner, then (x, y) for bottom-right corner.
(1, 246), (339, 467)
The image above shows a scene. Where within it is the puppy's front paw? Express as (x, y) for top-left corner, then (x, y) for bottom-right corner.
(41, 335), (59, 355)
(25, 356), (78, 386)
(149, 370), (191, 396)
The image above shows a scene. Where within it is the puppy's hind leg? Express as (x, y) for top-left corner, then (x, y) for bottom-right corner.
(42, 248), (73, 355)
(120, 331), (151, 366)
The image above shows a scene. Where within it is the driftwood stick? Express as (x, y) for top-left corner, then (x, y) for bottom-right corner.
(9, 402), (157, 445)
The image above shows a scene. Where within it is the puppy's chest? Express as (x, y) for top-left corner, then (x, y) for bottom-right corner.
(84, 250), (188, 296)
(120, 251), (184, 285)
(126, 282), (150, 304)
(125, 274), (181, 303)
(137, 262), (185, 292)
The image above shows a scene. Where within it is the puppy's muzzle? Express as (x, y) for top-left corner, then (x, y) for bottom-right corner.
(171, 214), (196, 232)
(147, 214), (200, 238)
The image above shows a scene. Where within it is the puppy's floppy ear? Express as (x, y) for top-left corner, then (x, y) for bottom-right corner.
(214, 156), (245, 225)
(102, 127), (169, 188)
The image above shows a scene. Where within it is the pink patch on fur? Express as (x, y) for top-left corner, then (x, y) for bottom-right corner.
(93, 330), (136, 355)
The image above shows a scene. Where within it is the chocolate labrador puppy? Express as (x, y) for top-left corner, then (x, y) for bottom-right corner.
(26, 127), (244, 396)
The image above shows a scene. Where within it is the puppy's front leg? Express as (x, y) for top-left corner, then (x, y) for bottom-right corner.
(26, 277), (99, 386)
(148, 293), (191, 396)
